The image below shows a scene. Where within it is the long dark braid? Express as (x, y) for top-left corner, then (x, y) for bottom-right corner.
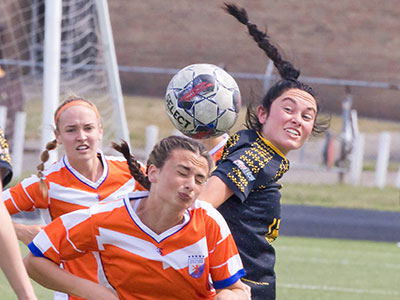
(224, 2), (329, 135)
(224, 3), (300, 80)
(112, 141), (151, 190)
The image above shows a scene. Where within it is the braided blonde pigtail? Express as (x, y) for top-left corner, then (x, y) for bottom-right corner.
(36, 139), (57, 199)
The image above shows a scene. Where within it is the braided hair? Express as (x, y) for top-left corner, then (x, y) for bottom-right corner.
(113, 136), (213, 191)
(224, 2), (328, 135)
(112, 140), (151, 190)
(36, 139), (57, 199)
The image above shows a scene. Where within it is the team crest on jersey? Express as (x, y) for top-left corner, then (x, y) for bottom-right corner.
(233, 159), (255, 181)
(188, 255), (205, 278)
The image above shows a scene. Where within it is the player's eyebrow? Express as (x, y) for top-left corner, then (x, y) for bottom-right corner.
(282, 97), (317, 113)
(177, 164), (207, 181)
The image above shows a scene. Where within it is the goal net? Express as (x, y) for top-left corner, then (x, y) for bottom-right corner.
(0, 0), (128, 155)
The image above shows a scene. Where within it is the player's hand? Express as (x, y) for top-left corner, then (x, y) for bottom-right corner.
(215, 289), (238, 299)
(215, 280), (251, 300)
(240, 281), (251, 298)
(13, 223), (45, 245)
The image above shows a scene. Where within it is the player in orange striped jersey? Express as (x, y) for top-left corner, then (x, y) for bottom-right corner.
(24, 136), (250, 300)
(3, 96), (145, 300)
(202, 133), (230, 165)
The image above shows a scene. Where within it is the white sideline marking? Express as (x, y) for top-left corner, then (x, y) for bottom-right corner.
(283, 256), (400, 270)
(279, 283), (400, 296)
(277, 245), (399, 258)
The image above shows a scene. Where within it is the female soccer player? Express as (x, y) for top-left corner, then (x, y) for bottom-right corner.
(199, 3), (329, 299)
(0, 127), (37, 300)
(2, 96), (144, 300)
(24, 135), (250, 300)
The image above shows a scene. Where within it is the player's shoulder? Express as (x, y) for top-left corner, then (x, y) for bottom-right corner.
(191, 200), (232, 239)
(225, 129), (286, 158)
(224, 129), (258, 150)
(219, 129), (259, 160)
(104, 154), (127, 163)
(229, 129), (257, 143)
(105, 154), (145, 171)
(88, 196), (127, 216)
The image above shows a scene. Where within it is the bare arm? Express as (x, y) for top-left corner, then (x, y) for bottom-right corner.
(13, 222), (45, 245)
(216, 280), (251, 300)
(24, 253), (118, 300)
(0, 180), (38, 300)
(199, 175), (233, 208)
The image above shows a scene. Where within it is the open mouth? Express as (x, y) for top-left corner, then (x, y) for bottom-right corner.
(76, 145), (89, 150)
(285, 128), (300, 137)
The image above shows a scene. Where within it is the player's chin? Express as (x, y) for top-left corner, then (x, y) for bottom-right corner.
(281, 140), (303, 153)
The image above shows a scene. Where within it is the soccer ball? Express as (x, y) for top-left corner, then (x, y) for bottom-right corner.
(165, 63), (241, 139)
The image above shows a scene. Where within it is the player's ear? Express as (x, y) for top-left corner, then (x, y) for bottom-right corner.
(147, 164), (160, 184)
(54, 129), (62, 145)
(256, 105), (268, 124)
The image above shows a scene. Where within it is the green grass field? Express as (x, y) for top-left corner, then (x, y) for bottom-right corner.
(1, 237), (399, 299)
(0, 243), (53, 299)
(275, 236), (400, 300)
(282, 183), (400, 212)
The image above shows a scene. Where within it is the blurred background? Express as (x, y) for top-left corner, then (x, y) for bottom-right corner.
(0, 1), (399, 299)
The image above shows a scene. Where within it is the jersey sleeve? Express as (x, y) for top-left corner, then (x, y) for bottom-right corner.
(0, 127), (12, 187)
(28, 208), (98, 264)
(204, 204), (245, 289)
(212, 136), (269, 203)
(212, 130), (287, 202)
(2, 176), (48, 215)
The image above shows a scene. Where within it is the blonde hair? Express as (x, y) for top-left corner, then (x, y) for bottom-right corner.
(37, 95), (101, 198)
(36, 139), (57, 199)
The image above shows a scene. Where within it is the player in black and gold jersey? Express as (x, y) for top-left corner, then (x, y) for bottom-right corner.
(0, 127), (37, 299)
(200, 3), (329, 299)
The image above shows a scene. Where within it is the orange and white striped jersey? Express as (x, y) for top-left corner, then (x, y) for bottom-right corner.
(3, 152), (144, 221)
(208, 133), (229, 164)
(29, 191), (245, 300)
(3, 151), (145, 299)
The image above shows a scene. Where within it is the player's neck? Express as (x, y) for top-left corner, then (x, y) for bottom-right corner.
(135, 197), (186, 235)
(69, 155), (103, 182)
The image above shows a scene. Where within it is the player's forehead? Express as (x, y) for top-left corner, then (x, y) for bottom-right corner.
(58, 105), (99, 124)
(167, 149), (209, 174)
(278, 88), (317, 110)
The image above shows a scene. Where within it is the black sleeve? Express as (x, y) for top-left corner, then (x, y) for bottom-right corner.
(212, 147), (258, 202)
(211, 130), (289, 203)
(0, 128), (13, 187)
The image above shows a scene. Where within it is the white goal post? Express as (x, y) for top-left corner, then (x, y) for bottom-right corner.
(0, 0), (130, 167)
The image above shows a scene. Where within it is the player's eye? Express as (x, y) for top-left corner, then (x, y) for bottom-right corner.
(302, 113), (314, 122)
(195, 178), (205, 185)
(177, 170), (188, 177)
(283, 106), (292, 113)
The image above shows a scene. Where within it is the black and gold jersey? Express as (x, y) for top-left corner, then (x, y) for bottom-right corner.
(212, 129), (289, 299)
(0, 127), (12, 187)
